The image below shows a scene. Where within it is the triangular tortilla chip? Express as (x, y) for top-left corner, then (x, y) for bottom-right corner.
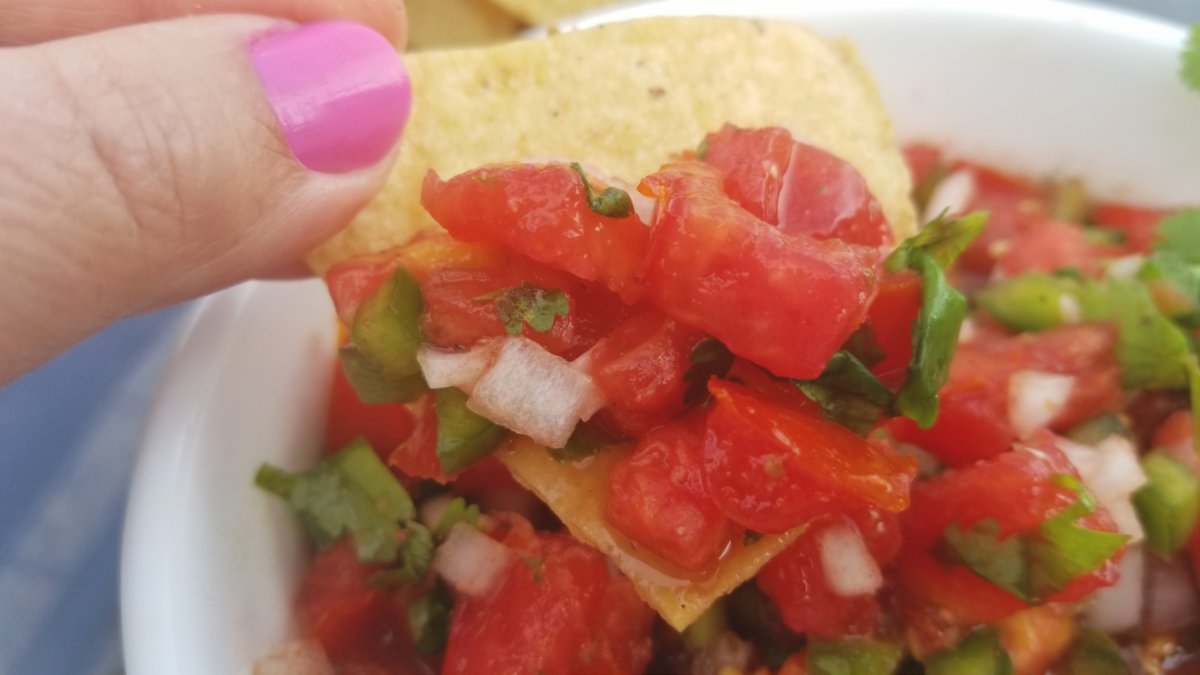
(498, 438), (803, 631)
(486, 0), (615, 25)
(308, 16), (915, 272)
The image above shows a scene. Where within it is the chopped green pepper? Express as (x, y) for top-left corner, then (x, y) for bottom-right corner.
(975, 273), (1081, 332)
(925, 628), (1014, 675)
(806, 638), (903, 675)
(434, 387), (506, 473)
(1062, 627), (1131, 675)
(338, 345), (428, 404)
(1133, 450), (1200, 557)
(350, 266), (425, 380)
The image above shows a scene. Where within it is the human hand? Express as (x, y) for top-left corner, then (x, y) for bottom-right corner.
(0, 1), (412, 382)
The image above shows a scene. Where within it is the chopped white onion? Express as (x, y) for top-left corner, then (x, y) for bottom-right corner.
(1058, 294), (1083, 324)
(897, 442), (943, 479)
(958, 317), (978, 345)
(1106, 254), (1146, 280)
(819, 521), (882, 597)
(417, 341), (500, 393)
(1057, 435), (1147, 541)
(419, 493), (455, 531)
(922, 168), (976, 223)
(692, 631), (754, 675)
(253, 641), (335, 675)
(468, 337), (606, 448)
(1007, 370), (1076, 439)
(1145, 553), (1200, 634)
(1085, 544), (1144, 635)
(432, 524), (514, 598)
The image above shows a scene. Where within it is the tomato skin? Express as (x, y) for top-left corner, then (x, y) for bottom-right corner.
(703, 125), (891, 247)
(889, 323), (1122, 467)
(1092, 202), (1168, 254)
(639, 162), (880, 380)
(702, 379), (916, 533)
(757, 507), (901, 639)
(443, 519), (654, 675)
(419, 257), (629, 360)
(865, 269), (922, 388)
(421, 164), (649, 300)
(902, 143), (943, 189)
(387, 393), (452, 483)
(587, 310), (707, 436)
(895, 435), (1122, 628)
(324, 359), (417, 459)
(1155, 410), (1199, 473)
(606, 414), (734, 572)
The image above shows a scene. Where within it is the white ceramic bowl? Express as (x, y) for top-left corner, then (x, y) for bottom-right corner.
(121, 2), (1200, 673)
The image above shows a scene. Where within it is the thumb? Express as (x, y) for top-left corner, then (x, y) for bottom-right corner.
(0, 17), (411, 381)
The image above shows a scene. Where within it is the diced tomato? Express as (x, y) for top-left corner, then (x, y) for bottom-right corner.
(421, 164), (650, 300)
(997, 604), (1077, 675)
(419, 256), (630, 360)
(452, 456), (545, 521)
(324, 359), (417, 459)
(323, 234), (509, 326)
(701, 125), (792, 224)
(587, 310), (707, 436)
(895, 435), (1122, 628)
(639, 162), (880, 380)
(865, 269), (922, 388)
(888, 323), (1122, 466)
(952, 163), (1046, 276)
(702, 379), (916, 533)
(757, 507), (901, 639)
(388, 393), (452, 483)
(703, 125), (891, 247)
(723, 358), (822, 412)
(296, 540), (430, 674)
(902, 143), (943, 189)
(443, 518), (654, 675)
(1092, 202), (1168, 254)
(1155, 410), (1200, 475)
(606, 414), (735, 572)
(995, 218), (1100, 277)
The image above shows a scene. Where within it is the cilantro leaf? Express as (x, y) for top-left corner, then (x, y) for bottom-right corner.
(936, 474), (1127, 603)
(570, 162), (634, 218)
(483, 282), (570, 336)
(885, 210), (988, 272)
(794, 351), (893, 435)
(894, 249), (968, 428)
(432, 497), (482, 540)
(255, 439), (416, 563)
(549, 420), (619, 462)
(1156, 208), (1200, 264)
(684, 338), (735, 405)
(1182, 24), (1200, 94)
(406, 584), (453, 654)
(371, 522), (434, 587)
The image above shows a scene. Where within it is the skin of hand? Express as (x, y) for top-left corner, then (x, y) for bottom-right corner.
(0, 0), (413, 383)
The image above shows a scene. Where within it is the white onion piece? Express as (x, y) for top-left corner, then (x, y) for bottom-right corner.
(1085, 545), (1144, 635)
(433, 524), (514, 598)
(1058, 435), (1147, 541)
(1058, 294), (1083, 324)
(253, 641), (335, 675)
(419, 493), (455, 531)
(922, 168), (976, 223)
(1106, 254), (1146, 280)
(1145, 553), (1200, 634)
(692, 631), (754, 675)
(958, 317), (978, 345)
(1008, 370), (1076, 439)
(417, 341), (500, 393)
(468, 337), (605, 448)
(897, 442), (942, 479)
(819, 521), (882, 597)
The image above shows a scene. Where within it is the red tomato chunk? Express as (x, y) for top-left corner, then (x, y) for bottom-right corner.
(443, 516), (654, 675)
(606, 414), (735, 572)
(639, 161), (880, 380)
(702, 379), (916, 534)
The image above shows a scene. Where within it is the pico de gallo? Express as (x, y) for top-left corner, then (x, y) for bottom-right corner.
(254, 126), (1200, 675)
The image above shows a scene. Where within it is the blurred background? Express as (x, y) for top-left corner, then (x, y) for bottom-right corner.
(0, 1), (1196, 674)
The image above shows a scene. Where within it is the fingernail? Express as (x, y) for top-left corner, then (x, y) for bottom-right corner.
(249, 21), (412, 174)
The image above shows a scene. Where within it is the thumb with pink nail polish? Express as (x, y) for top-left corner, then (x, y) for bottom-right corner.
(0, 16), (411, 382)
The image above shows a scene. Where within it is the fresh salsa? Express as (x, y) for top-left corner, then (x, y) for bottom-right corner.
(254, 126), (1200, 675)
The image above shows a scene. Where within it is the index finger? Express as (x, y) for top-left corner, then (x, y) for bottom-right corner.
(0, 0), (407, 46)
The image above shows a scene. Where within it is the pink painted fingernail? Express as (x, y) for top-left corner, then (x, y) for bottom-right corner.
(249, 21), (411, 174)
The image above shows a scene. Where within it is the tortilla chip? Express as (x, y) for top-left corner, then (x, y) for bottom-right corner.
(406, 0), (524, 51)
(498, 437), (803, 631)
(307, 16), (915, 272)
(486, 0), (615, 25)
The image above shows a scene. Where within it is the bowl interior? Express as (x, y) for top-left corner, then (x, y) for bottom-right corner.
(121, 3), (1200, 674)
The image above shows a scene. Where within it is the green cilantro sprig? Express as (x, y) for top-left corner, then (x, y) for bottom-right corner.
(479, 282), (570, 336)
(936, 474), (1128, 603)
(570, 162), (635, 217)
